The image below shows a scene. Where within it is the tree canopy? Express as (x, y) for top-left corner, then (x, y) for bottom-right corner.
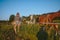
(9, 15), (15, 22)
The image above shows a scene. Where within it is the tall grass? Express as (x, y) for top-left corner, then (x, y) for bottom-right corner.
(0, 23), (60, 40)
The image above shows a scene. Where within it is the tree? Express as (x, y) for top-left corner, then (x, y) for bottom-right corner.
(9, 15), (15, 22)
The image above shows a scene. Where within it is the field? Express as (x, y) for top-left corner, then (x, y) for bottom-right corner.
(0, 23), (60, 40)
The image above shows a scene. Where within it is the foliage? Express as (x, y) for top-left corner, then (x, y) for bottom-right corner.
(0, 25), (15, 40)
(17, 24), (40, 40)
(53, 20), (60, 23)
(9, 15), (15, 22)
(0, 23), (60, 40)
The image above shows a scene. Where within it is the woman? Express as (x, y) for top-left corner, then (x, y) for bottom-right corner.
(14, 13), (21, 34)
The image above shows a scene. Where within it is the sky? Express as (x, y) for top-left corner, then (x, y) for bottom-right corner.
(0, 0), (60, 20)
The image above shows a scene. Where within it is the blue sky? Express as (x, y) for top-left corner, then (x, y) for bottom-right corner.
(0, 0), (60, 20)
